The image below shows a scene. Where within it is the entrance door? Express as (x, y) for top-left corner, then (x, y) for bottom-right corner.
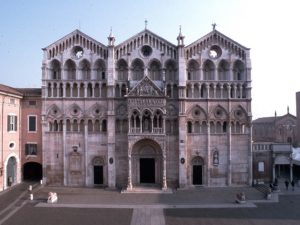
(140, 158), (155, 183)
(193, 165), (203, 185)
(94, 165), (103, 185)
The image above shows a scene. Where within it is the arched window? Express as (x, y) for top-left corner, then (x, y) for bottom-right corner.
(79, 59), (91, 80)
(187, 121), (192, 133)
(64, 59), (76, 80)
(149, 60), (161, 80)
(165, 60), (177, 82)
(49, 60), (61, 80)
(187, 60), (200, 80)
(116, 59), (128, 81)
(131, 59), (144, 80)
(233, 60), (245, 81)
(218, 60), (229, 80)
(203, 60), (215, 80)
(101, 119), (107, 132)
(94, 59), (106, 80)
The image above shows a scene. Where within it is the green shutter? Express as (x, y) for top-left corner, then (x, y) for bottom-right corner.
(14, 116), (17, 131)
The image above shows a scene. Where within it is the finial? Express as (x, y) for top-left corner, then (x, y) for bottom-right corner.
(108, 26), (115, 46)
(109, 27), (113, 37)
(177, 25), (185, 46)
(287, 106), (290, 114)
(275, 110), (277, 117)
(212, 23), (217, 31)
(145, 19), (148, 30)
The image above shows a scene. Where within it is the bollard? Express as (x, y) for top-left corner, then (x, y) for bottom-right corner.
(28, 185), (32, 191)
(29, 194), (33, 201)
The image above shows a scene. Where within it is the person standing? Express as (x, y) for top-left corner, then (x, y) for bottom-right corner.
(291, 180), (295, 191)
(285, 180), (289, 190)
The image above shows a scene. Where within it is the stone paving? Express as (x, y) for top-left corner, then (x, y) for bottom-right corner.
(2, 182), (300, 225)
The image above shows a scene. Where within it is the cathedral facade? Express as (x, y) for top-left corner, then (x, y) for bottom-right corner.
(41, 27), (252, 189)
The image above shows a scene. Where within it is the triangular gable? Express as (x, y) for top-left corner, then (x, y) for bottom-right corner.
(115, 29), (176, 55)
(127, 76), (165, 97)
(43, 30), (107, 59)
(275, 113), (297, 124)
(185, 29), (249, 59)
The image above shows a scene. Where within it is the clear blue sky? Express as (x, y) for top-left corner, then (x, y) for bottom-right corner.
(0, 0), (299, 119)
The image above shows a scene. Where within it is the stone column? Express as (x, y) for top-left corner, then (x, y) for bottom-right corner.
(151, 116), (154, 133)
(127, 154), (133, 189)
(140, 116), (142, 133)
(272, 163), (276, 182)
(63, 120), (67, 186)
(207, 122), (211, 186)
(84, 120), (88, 186)
(248, 123), (253, 185)
(162, 150), (167, 190)
(227, 121), (232, 185)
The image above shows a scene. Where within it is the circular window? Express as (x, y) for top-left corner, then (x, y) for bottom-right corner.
(235, 110), (243, 119)
(73, 46), (84, 59)
(141, 45), (152, 57)
(215, 108), (223, 118)
(208, 45), (222, 59)
(95, 109), (100, 114)
(9, 142), (15, 149)
(193, 109), (201, 118)
(73, 109), (78, 114)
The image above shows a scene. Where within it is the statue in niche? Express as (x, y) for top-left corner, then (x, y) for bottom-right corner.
(213, 151), (219, 166)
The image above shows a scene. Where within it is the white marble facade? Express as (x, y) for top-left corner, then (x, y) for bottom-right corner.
(41, 26), (252, 189)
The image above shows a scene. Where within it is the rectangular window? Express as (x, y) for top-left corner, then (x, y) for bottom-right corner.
(25, 144), (37, 155)
(10, 98), (15, 104)
(28, 116), (37, 132)
(7, 115), (17, 131)
(258, 162), (265, 172)
(29, 100), (36, 106)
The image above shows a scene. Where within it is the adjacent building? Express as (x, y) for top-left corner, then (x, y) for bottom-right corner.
(17, 88), (43, 181)
(41, 27), (252, 189)
(0, 84), (22, 191)
(252, 111), (297, 184)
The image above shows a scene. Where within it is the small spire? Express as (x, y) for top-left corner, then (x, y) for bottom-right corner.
(212, 23), (217, 31)
(107, 27), (115, 46)
(145, 19), (148, 30)
(287, 106), (290, 114)
(275, 110), (277, 117)
(177, 25), (185, 46)
(109, 27), (113, 37)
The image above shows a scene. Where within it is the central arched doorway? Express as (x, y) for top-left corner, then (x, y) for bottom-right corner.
(131, 139), (163, 187)
(23, 162), (42, 181)
(6, 157), (17, 187)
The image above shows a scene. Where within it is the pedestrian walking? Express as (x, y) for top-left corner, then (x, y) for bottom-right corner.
(285, 180), (289, 190)
(291, 180), (295, 191)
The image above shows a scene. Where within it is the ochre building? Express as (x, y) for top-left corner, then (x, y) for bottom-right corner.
(41, 27), (252, 189)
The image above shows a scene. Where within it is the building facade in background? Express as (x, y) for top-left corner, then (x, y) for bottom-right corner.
(0, 85), (22, 191)
(17, 88), (43, 182)
(41, 27), (252, 189)
(252, 111), (297, 184)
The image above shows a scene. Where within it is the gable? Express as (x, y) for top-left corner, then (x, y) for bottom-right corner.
(127, 76), (165, 97)
(115, 29), (177, 60)
(185, 29), (249, 60)
(43, 29), (107, 60)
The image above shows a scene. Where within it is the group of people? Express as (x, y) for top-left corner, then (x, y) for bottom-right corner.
(285, 179), (296, 191)
(270, 178), (297, 191)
